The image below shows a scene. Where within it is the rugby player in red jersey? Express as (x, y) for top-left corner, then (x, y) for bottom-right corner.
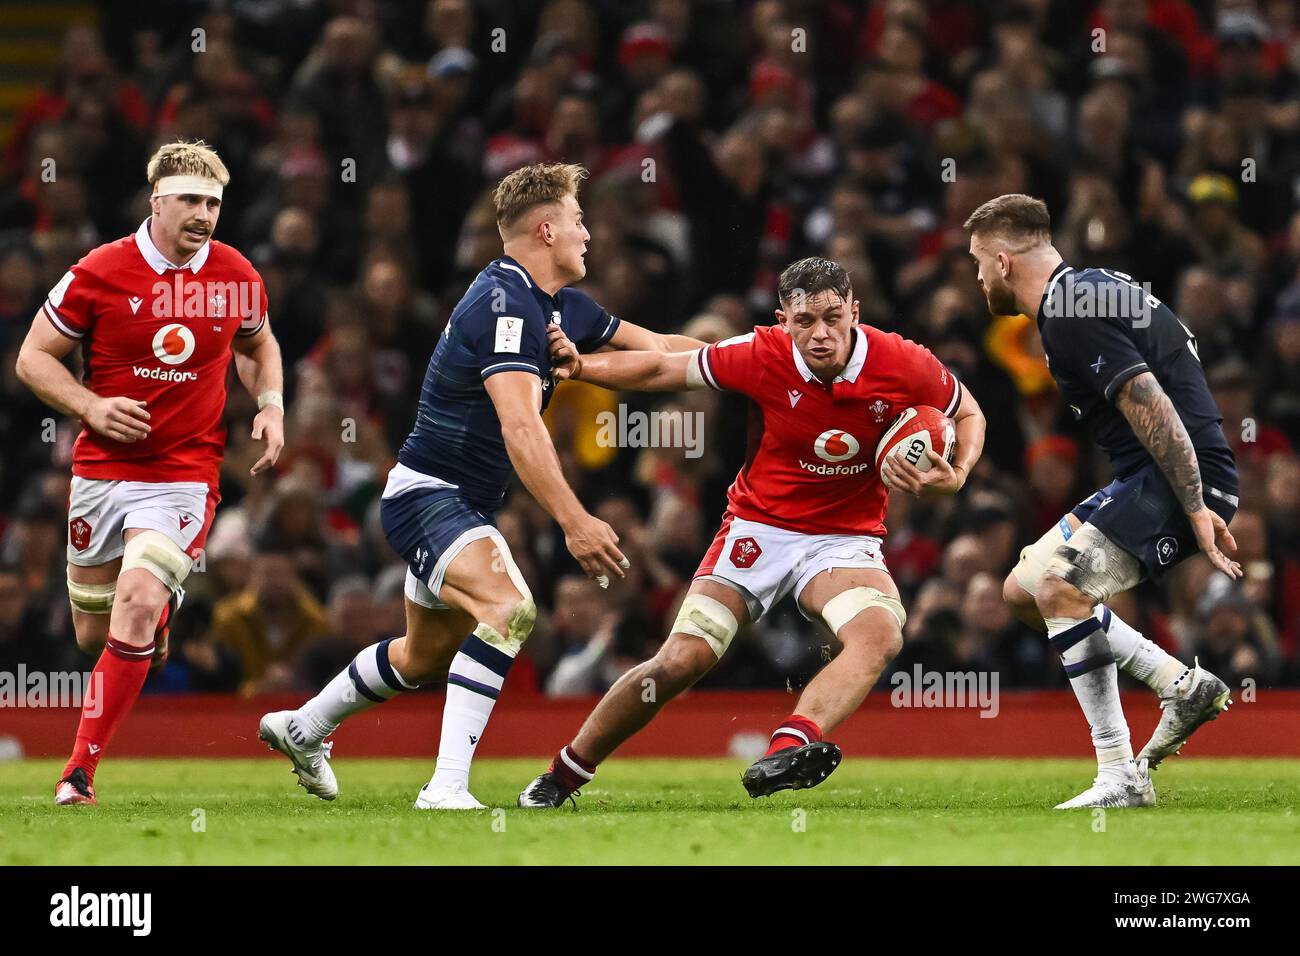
(518, 257), (986, 806)
(15, 141), (285, 805)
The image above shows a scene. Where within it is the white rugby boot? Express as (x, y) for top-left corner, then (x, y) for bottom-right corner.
(258, 710), (338, 800)
(413, 780), (487, 810)
(1137, 659), (1231, 768)
(1054, 758), (1156, 809)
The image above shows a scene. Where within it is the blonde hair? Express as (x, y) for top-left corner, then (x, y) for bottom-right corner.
(493, 163), (587, 235)
(146, 140), (230, 187)
(963, 193), (1051, 248)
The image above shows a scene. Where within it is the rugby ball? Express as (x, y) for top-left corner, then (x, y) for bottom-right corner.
(874, 406), (956, 473)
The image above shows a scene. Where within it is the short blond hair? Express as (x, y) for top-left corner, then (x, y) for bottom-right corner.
(963, 193), (1051, 247)
(146, 140), (230, 188)
(493, 163), (587, 235)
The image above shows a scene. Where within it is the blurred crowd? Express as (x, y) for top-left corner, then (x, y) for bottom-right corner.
(1, 0), (1298, 699)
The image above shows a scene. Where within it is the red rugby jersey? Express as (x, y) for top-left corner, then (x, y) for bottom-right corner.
(695, 324), (961, 536)
(42, 218), (267, 486)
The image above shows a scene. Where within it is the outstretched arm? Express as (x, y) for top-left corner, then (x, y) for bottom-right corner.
(1115, 371), (1240, 578)
(549, 323), (700, 392)
(603, 320), (705, 354)
(485, 371), (627, 584)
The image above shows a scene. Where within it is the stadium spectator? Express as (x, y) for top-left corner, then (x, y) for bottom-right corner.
(211, 549), (328, 696)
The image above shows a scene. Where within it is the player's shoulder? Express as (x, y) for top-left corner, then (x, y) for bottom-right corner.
(462, 259), (546, 322)
(707, 324), (773, 360)
(863, 325), (933, 366)
(744, 323), (785, 352)
(1067, 265), (1113, 286)
(73, 235), (138, 276)
(1043, 266), (1140, 320)
(555, 285), (596, 310)
(204, 239), (262, 281)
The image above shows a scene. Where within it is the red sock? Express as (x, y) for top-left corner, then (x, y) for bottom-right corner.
(765, 714), (822, 756)
(61, 635), (154, 782)
(549, 745), (597, 791)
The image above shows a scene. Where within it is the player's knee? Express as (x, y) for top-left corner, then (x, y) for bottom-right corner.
(650, 636), (715, 692)
(478, 591), (536, 656)
(838, 614), (903, 664)
(1003, 572), (1036, 612)
(821, 587), (906, 661)
(877, 624), (904, 663)
(111, 577), (168, 640)
(1034, 571), (1088, 618)
(73, 621), (109, 656)
(668, 592), (739, 660)
(68, 576), (114, 654)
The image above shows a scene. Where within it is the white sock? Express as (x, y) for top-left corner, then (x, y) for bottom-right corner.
(1047, 615), (1132, 773)
(1095, 605), (1187, 694)
(296, 639), (415, 743)
(428, 633), (515, 790)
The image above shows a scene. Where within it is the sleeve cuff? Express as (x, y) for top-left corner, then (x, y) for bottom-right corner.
(1104, 362), (1149, 401)
(236, 314), (267, 337)
(43, 301), (84, 339)
(592, 313), (620, 349)
(481, 360), (541, 380)
(942, 377), (962, 417)
(696, 347), (721, 390)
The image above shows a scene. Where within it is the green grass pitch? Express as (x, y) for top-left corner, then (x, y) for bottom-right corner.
(3, 757), (1298, 865)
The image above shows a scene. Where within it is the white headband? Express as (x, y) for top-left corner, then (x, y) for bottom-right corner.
(152, 175), (224, 200)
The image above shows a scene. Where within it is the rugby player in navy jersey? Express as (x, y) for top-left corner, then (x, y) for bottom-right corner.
(965, 194), (1241, 809)
(260, 164), (702, 808)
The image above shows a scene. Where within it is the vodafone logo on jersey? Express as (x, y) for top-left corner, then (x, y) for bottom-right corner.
(133, 323), (199, 383)
(801, 428), (869, 476)
(813, 429), (859, 462)
(152, 324), (196, 365)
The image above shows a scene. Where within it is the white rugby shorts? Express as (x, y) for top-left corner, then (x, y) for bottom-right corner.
(66, 476), (216, 566)
(695, 512), (890, 621)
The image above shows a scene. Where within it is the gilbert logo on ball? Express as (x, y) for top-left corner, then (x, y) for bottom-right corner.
(813, 429), (860, 463)
(874, 406), (956, 473)
(152, 323), (196, 365)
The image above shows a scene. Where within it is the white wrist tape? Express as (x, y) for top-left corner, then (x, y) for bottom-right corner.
(257, 390), (284, 412)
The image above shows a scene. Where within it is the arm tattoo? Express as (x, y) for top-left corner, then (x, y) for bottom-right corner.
(1115, 372), (1204, 514)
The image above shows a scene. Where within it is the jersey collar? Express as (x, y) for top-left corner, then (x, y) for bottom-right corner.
(791, 325), (868, 383)
(497, 255), (565, 322)
(497, 254), (536, 290)
(134, 217), (211, 274)
(1036, 261), (1073, 327)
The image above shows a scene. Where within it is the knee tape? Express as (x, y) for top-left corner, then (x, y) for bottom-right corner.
(1042, 523), (1141, 604)
(475, 596), (536, 657)
(821, 586), (907, 634)
(67, 575), (115, 614)
(1011, 519), (1071, 596)
(670, 594), (739, 658)
(121, 530), (193, 592)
